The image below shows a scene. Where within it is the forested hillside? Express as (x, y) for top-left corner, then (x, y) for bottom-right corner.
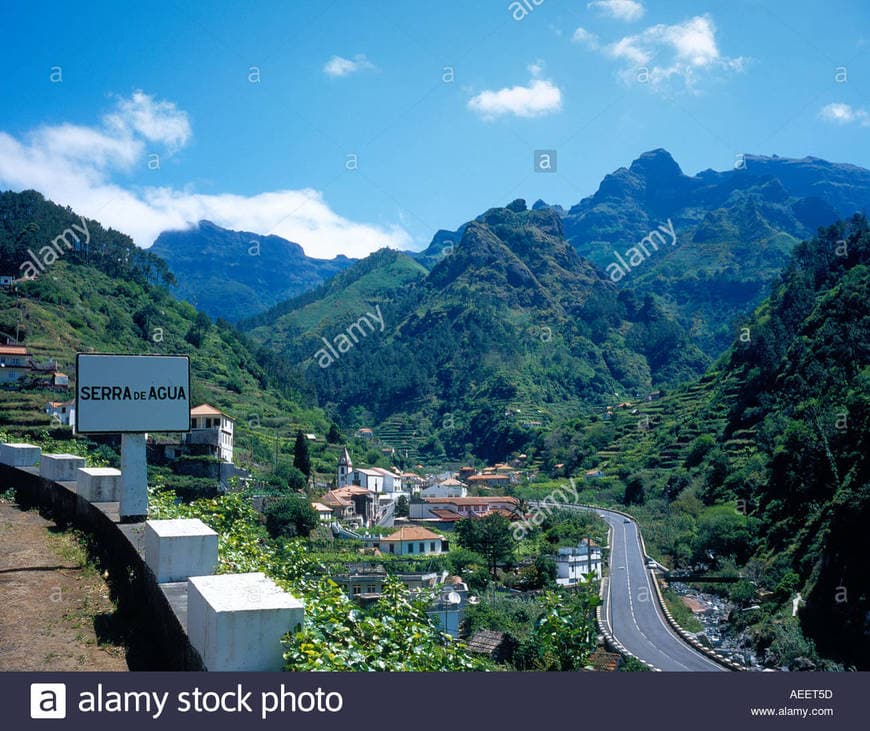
(532, 216), (870, 669)
(250, 200), (709, 462)
(151, 221), (356, 322)
(559, 150), (870, 355)
(0, 191), (329, 476)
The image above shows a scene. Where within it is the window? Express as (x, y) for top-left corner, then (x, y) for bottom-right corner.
(389, 544), (394, 554)
(352, 585), (360, 595)
(419, 542), (425, 553)
(430, 542), (436, 552)
(407, 543), (413, 554)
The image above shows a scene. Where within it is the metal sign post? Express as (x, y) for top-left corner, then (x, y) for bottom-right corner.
(76, 354), (191, 522)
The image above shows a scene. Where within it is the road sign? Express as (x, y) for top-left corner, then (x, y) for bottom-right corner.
(76, 354), (191, 434)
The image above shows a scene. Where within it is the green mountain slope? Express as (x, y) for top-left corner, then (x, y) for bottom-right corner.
(0, 191), (330, 474)
(251, 201), (709, 463)
(150, 220), (355, 322)
(536, 215), (870, 669)
(244, 248), (427, 353)
(560, 150), (870, 355)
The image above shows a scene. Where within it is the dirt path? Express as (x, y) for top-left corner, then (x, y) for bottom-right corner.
(0, 498), (128, 671)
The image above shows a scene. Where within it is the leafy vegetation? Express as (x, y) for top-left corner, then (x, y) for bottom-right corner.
(148, 486), (484, 671)
(533, 216), (870, 669)
(249, 201), (708, 463)
(263, 496), (319, 539)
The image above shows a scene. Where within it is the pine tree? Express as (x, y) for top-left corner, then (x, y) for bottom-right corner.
(293, 430), (311, 477)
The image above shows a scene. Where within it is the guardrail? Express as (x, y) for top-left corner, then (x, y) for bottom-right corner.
(0, 443), (304, 672)
(0, 459), (203, 670)
(540, 500), (739, 672)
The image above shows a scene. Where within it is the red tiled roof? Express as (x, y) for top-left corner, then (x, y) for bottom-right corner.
(430, 508), (464, 521)
(423, 496), (518, 506)
(381, 526), (444, 542)
(190, 403), (229, 418)
(0, 345), (29, 356)
(320, 490), (353, 507)
(467, 474), (510, 482)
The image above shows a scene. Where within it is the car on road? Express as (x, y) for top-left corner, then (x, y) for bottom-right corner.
(623, 519), (630, 524)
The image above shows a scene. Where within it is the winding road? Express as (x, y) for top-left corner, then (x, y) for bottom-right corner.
(595, 508), (726, 671)
(541, 502), (728, 671)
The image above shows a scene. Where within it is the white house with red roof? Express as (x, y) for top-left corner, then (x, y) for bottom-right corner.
(185, 403), (234, 463)
(0, 345), (32, 383)
(377, 526), (444, 556)
(45, 399), (75, 426)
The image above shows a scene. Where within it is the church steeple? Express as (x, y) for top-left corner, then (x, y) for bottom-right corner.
(338, 446), (352, 487)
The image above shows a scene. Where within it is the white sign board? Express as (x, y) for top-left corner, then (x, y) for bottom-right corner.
(76, 354), (191, 433)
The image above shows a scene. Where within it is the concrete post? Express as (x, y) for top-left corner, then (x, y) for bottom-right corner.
(76, 467), (122, 502)
(0, 443), (41, 467)
(187, 573), (304, 671)
(120, 433), (148, 522)
(145, 519), (218, 583)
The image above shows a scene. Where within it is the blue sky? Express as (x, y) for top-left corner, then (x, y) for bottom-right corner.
(0, 0), (868, 258)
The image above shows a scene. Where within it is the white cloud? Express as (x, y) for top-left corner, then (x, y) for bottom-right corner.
(322, 54), (375, 78)
(819, 102), (869, 126)
(468, 75), (563, 120)
(603, 15), (746, 92)
(104, 90), (191, 152)
(572, 26), (600, 50)
(0, 91), (410, 259)
(588, 0), (645, 22)
(527, 60), (545, 77)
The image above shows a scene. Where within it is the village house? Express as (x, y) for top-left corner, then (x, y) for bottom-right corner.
(0, 275), (14, 287)
(331, 563), (450, 608)
(311, 501), (334, 524)
(320, 486), (374, 526)
(554, 539), (602, 585)
(369, 466), (403, 494)
(184, 403), (235, 463)
(466, 473), (512, 488)
(421, 477), (467, 498)
(45, 399), (75, 426)
(332, 563), (388, 603)
(0, 345), (32, 384)
(457, 466), (477, 482)
(377, 525), (445, 556)
(410, 496), (519, 522)
(400, 471), (425, 496)
(349, 467), (385, 493)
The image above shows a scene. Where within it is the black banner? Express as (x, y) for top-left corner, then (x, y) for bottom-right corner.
(5, 671), (866, 730)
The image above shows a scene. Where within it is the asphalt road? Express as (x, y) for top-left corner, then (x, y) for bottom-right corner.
(594, 508), (727, 672)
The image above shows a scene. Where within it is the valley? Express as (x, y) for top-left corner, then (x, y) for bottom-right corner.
(1, 147), (868, 673)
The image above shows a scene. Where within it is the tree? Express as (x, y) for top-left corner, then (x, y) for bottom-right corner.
(395, 494), (409, 517)
(622, 474), (646, 506)
(293, 430), (311, 477)
(286, 466), (307, 491)
(326, 423), (342, 444)
(455, 513), (515, 578)
(264, 495), (318, 539)
(532, 589), (599, 670)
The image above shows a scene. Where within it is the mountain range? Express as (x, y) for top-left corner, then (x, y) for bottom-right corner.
(244, 201), (709, 462)
(2, 173), (868, 668)
(150, 221), (356, 322)
(154, 150), (870, 357)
